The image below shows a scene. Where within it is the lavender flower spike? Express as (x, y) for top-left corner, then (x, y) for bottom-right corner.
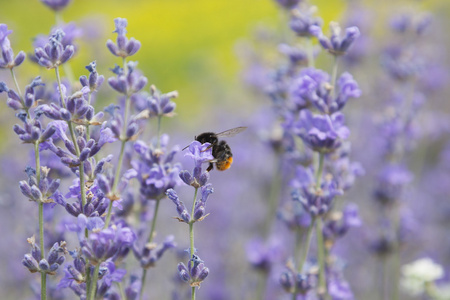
(34, 29), (74, 69)
(106, 18), (141, 58)
(0, 24), (26, 69)
(313, 21), (360, 56)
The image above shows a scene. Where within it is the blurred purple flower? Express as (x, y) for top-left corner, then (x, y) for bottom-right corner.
(40, 0), (71, 11)
(0, 24), (26, 69)
(295, 109), (350, 153)
(106, 18), (141, 58)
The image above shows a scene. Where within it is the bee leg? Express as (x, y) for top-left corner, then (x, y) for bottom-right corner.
(206, 163), (214, 172)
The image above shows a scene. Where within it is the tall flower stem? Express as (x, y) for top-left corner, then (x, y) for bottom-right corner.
(189, 188), (199, 300)
(55, 67), (88, 210)
(31, 74), (46, 300)
(297, 217), (316, 272)
(104, 92), (131, 229)
(88, 264), (101, 300)
(139, 198), (162, 300)
(307, 37), (315, 68)
(291, 217), (316, 300)
(37, 142), (47, 300)
(316, 217), (327, 296)
(316, 153), (325, 188)
(10, 68), (23, 99)
(315, 152), (328, 296)
(156, 115), (162, 148)
(330, 56), (339, 99)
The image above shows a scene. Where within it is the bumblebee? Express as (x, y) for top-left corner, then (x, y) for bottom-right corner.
(185, 127), (247, 172)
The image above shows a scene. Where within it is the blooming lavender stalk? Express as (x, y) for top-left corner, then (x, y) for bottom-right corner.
(0, 25), (64, 300)
(104, 18), (145, 228)
(167, 141), (214, 300)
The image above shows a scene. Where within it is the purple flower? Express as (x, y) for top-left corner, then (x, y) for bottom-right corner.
(278, 43), (309, 66)
(288, 67), (329, 111)
(295, 109), (350, 153)
(374, 164), (413, 205)
(132, 135), (182, 200)
(381, 45), (424, 81)
(313, 22), (360, 56)
(80, 61), (105, 93)
(322, 203), (362, 244)
(246, 237), (283, 273)
(147, 85), (178, 117)
(179, 141), (214, 188)
(390, 12), (432, 35)
(185, 141), (214, 168)
(108, 61), (147, 96)
(280, 268), (316, 295)
(132, 235), (176, 269)
(34, 29), (74, 69)
(80, 222), (136, 264)
(20, 166), (60, 204)
(40, 0), (71, 11)
(292, 166), (343, 216)
(0, 24), (26, 69)
(166, 188), (190, 223)
(275, 0), (302, 9)
(177, 254), (209, 287)
(106, 18), (141, 58)
(22, 236), (67, 275)
(289, 6), (323, 37)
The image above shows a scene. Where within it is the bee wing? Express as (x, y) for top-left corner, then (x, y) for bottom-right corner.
(215, 126), (247, 138)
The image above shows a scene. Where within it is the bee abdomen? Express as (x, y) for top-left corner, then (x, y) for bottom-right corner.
(216, 157), (233, 171)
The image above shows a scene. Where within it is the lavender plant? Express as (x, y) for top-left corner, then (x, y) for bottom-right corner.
(166, 141), (214, 300)
(1, 1), (450, 299)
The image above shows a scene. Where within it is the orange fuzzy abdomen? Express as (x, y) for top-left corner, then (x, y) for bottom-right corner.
(216, 157), (233, 171)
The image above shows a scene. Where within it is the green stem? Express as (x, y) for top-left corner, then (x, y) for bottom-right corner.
(139, 199), (161, 300)
(104, 88), (131, 229)
(39, 201), (47, 300)
(10, 68), (23, 99)
(35, 141), (46, 300)
(156, 115), (162, 148)
(191, 286), (196, 300)
(297, 217), (316, 273)
(189, 188), (199, 300)
(86, 93), (92, 141)
(55, 11), (63, 26)
(140, 270), (147, 300)
(307, 37), (315, 68)
(316, 153), (325, 189)
(316, 217), (327, 296)
(117, 282), (126, 300)
(330, 56), (339, 100)
(88, 264), (100, 300)
(56, 67), (88, 210)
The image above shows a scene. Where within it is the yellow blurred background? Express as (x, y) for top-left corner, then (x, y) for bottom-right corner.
(0, 0), (344, 128)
